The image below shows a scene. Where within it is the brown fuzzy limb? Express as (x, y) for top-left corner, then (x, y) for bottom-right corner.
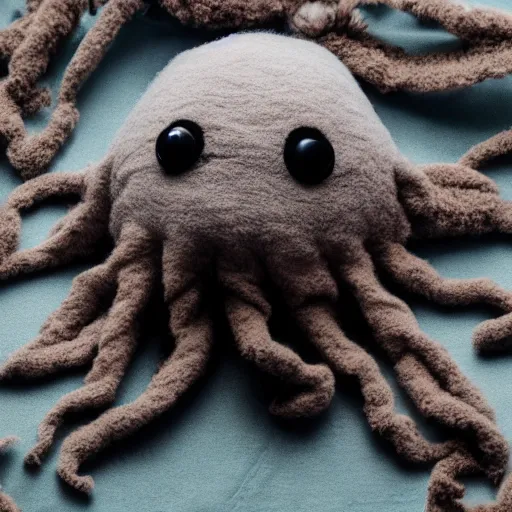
(297, 303), (458, 463)
(219, 249), (334, 418)
(341, 245), (497, 421)
(57, 243), (213, 494)
(459, 130), (512, 171)
(0, 437), (19, 512)
(0, 316), (104, 382)
(320, 0), (512, 93)
(0, 0), (88, 178)
(321, 31), (512, 94)
(225, 295), (335, 418)
(0, 11), (33, 61)
(26, 234), (156, 466)
(396, 162), (511, 239)
(0, 159), (111, 279)
(0, 491), (20, 512)
(383, 0), (512, 40)
(396, 353), (507, 482)
(338, 244), (509, 481)
(6, 0), (146, 178)
(0, 221), (144, 381)
(5, 0), (86, 103)
(378, 243), (512, 352)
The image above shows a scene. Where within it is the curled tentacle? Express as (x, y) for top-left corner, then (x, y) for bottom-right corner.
(261, 238), (461, 463)
(0, 221), (143, 381)
(6, 0), (146, 177)
(340, 245), (497, 421)
(0, 10), (34, 61)
(377, 243), (512, 352)
(26, 230), (157, 466)
(57, 242), (213, 494)
(0, 159), (112, 279)
(338, 244), (508, 479)
(0, 0), (88, 178)
(297, 303), (457, 463)
(395, 353), (507, 482)
(425, 449), (512, 512)
(219, 251), (334, 417)
(459, 129), (512, 171)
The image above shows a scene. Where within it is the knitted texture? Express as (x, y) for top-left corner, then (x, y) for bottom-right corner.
(1, 0), (512, 178)
(1, 33), (512, 510)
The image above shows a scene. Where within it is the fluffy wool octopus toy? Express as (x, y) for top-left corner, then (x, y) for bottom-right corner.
(1, 0), (512, 179)
(1, 30), (512, 511)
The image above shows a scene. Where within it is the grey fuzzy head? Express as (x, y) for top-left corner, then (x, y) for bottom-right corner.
(109, 32), (410, 254)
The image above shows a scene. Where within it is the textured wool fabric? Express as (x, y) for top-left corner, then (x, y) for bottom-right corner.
(0, 5), (512, 512)
(1, 31), (512, 511)
(1, 0), (512, 178)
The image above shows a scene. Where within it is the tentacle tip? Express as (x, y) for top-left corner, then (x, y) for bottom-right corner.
(0, 436), (19, 452)
(58, 467), (94, 495)
(24, 450), (42, 468)
(0, 366), (12, 382)
(473, 331), (512, 355)
(0, 361), (21, 382)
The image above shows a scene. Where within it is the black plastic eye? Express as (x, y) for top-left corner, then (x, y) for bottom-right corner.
(284, 127), (335, 185)
(156, 120), (204, 175)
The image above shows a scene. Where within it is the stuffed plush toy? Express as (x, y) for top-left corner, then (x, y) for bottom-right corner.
(1, 32), (512, 511)
(1, 0), (512, 178)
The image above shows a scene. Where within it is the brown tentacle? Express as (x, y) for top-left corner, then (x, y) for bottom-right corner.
(4, 0), (86, 103)
(0, 159), (112, 279)
(225, 295), (335, 418)
(0, 316), (104, 381)
(297, 302), (457, 463)
(26, 234), (156, 466)
(0, 12), (33, 61)
(383, 0), (512, 40)
(396, 162), (512, 239)
(6, 0), (146, 177)
(0, 222), (144, 381)
(0, 0), (88, 178)
(395, 353), (507, 481)
(321, 31), (512, 93)
(219, 248), (334, 418)
(459, 129), (512, 170)
(320, 0), (512, 94)
(0, 491), (20, 512)
(425, 450), (512, 511)
(57, 242), (212, 494)
(339, 245), (511, 506)
(341, 244), (497, 422)
(0, 437), (19, 512)
(377, 243), (512, 352)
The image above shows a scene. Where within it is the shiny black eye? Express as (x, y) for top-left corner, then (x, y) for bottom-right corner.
(284, 127), (335, 185)
(156, 120), (204, 175)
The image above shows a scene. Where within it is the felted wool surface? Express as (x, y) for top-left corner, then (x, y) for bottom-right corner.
(1, 1), (512, 512)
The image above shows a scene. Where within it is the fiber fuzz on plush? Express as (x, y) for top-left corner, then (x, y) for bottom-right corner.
(1, 0), (512, 177)
(2, 31), (512, 512)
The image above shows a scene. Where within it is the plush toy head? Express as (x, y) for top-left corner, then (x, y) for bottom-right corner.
(2, 32), (512, 512)
(110, 33), (409, 250)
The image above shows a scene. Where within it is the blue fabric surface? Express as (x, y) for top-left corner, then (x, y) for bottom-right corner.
(1, 1), (512, 511)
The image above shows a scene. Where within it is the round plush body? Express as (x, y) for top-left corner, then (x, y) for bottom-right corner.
(109, 32), (410, 252)
(3, 31), (512, 512)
